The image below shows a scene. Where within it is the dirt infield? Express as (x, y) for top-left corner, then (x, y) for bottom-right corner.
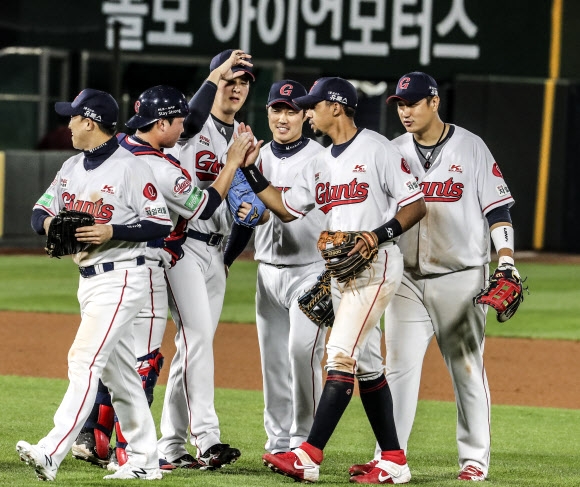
(1, 311), (579, 409)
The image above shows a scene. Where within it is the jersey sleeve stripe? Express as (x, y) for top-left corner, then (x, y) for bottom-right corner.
(398, 190), (424, 206)
(282, 193), (306, 218)
(482, 196), (515, 214)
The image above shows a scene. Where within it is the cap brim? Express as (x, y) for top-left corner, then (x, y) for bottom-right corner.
(125, 115), (157, 129)
(54, 102), (79, 116)
(386, 94), (427, 104)
(232, 68), (255, 81)
(267, 99), (302, 111)
(293, 94), (324, 108)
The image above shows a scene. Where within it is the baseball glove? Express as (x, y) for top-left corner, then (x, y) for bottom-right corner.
(227, 168), (267, 227)
(45, 208), (95, 258)
(473, 263), (526, 322)
(298, 270), (335, 327)
(317, 230), (379, 284)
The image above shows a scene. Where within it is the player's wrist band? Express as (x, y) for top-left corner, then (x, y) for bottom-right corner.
(372, 218), (403, 245)
(491, 225), (514, 253)
(241, 165), (269, 193)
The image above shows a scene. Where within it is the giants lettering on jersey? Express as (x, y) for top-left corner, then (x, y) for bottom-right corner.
(196, 150), (220, 181)
(315, 178), (369, 214)
(420, 177), (464, 202)
(62, 193), (114, 223)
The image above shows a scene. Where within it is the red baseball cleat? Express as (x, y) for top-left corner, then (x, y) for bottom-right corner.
(349, 459), (378, 477)
(349, 459), (411, 484)
(458, 465), (485, 481)
(263, 448), (320, 483)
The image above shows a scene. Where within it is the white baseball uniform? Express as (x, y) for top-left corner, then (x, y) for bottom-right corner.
(282, 129), (423, 375)
(118, 133), (212, 361)
(381, 125), (515, 476)
(158, 116), (237, 459)
(32, 142), (172, 470)
(254, 138), (328, 453)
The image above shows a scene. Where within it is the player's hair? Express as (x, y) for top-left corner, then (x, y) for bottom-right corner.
(96, 121), (116, 137)
(138, 118), (176, 133)
(325, 101), (356, 119)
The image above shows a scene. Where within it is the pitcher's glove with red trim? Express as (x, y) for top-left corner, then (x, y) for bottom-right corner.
(473, 263), (526, 322)
(317, 230), (379, 285)
(45, 208), (95, 258)
(298, 270), (334, 327)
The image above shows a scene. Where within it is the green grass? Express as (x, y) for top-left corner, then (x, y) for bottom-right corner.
(1, 257), (579, 339)
(2, 376), (579, 486)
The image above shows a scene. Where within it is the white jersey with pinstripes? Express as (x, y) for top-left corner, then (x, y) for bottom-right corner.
(282, 129), (423, 232)
(33, 147), (172, 266)
(392, 125), (515, 275)
(254, 139), (325, 265)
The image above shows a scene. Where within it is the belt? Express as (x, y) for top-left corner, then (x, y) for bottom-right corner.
(79, 255), (146, 278)
(262, 262), (306, 269)
(187, 229), (224, 247)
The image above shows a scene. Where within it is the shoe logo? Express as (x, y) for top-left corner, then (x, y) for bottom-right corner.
(131, 468), (147, 478)
(44, 455), (53, 466)
(378, 471), (393, 482)
(293, 461), (316, 470)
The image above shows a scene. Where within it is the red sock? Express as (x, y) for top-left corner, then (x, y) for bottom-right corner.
(381, 449), (407, 465)
(299, 442), (324, 464)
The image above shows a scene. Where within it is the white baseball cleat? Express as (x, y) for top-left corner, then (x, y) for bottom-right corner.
(103, 462), (163, 480)
(16, 440), (59, 481)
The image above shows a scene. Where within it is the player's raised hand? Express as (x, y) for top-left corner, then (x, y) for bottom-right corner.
(236, 123), (263, 167)
(217, 49), (252, 81)
(225, 132), (253, 168)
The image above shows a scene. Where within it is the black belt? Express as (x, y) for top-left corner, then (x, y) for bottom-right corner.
(187, 229), (224, 247)
(79, 256), (146, 278)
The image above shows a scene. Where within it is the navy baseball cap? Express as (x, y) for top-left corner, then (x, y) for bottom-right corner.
(386, 72), (438, 104)
(210, 49), (255, 81)
(126, 85), (189, 129)
(267, 80), (307, 110)
(293, 77), (357, 109)
(55, 89), (118, 127)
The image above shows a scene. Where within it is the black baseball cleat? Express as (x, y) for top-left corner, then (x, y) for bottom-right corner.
(198, 443), (241, 470)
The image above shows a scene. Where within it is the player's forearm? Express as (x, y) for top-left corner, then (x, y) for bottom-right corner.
(394, 198), (426, 231)
(240, 165), (294, 222)
(111, 220), (170, 242)
(490, 221), (515, 264)
(31, 209), (51, 235)
(210, 164), (238, 199)
(182, 81), (217, 138)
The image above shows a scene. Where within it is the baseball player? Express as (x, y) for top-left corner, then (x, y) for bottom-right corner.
(239, 77), (426, 484)
(17, 89), (173, 481)
(71, 78), (253, 470)
(352, 72), (517, 482)
(156, 48), (257, 469)
(252, 80), (328, 454)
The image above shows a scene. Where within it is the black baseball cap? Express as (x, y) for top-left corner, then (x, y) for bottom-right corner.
(210, 49), (255, 81)
(267, 80), (307, 110)
(126, 85), (189, 129)
(386, 72), (439, 104)
(55, 89), (118, 127)
(293, 77), (357, 109)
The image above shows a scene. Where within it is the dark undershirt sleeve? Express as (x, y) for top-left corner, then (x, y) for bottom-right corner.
(181, 81), (218, 139)
(31, 209), (50, 235)
(223, 222), (254, 267)
(111, 220), (170, 242)
(199, 187), (222, 220)
(485, 204), (512, 227)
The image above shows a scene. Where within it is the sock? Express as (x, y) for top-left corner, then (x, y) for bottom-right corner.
(299, 442), (323, 464)
(381, 449), (407, 465)
(307, 371), (355, 450)
(358, 374), (400, 451)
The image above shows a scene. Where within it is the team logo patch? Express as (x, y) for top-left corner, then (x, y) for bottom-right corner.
(60, 179), (69, 188)
(405, 178), (420, 193)
(143, 183), (158, 201)
(184, 187), (203, 211)
(492, 162), (503, 178)
(353, 164), (366, 173)
(199, 135), (210, 146)
(449, 164), (463, 173)
(401, 158), (411, 174)
(101, 184), (115, 195)
(173, 176), (192, 196)
(496, 184), (510, 196)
